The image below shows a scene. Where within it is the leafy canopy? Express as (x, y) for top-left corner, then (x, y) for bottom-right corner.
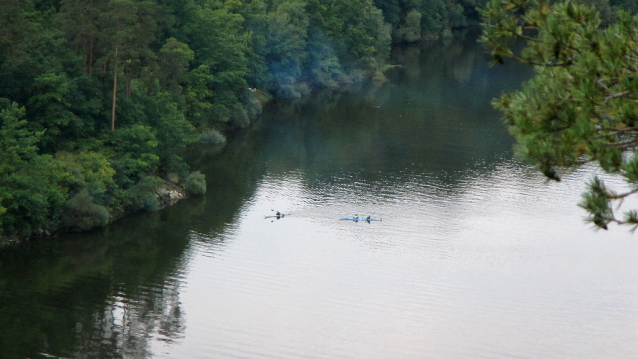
(0, 0), (507, 240)
(481, 0), (638, 230)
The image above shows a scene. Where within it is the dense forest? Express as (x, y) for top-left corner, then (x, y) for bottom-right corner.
(0, 0), (633, 241)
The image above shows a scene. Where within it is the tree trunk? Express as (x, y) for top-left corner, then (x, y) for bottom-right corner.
(111, 46), (118, 132)
(88, 39), (94, 75)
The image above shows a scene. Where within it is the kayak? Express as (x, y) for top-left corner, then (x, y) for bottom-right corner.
(340, 217), (382, 221)
(264, 213), (286, 219)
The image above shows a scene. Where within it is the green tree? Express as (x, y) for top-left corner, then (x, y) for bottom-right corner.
(108, 124), (159, 183)
(419, 0), (449, 37)
(264, 1), (309, 98)
(0, 102), (68, 237)
(481, 0), (638, 230)
(576, 0), (613, 25)
(182, 0), (251, 127)
(2, 0), (483, 239)
(0, 0), (38, 61)
(142, 92), (195, 175)
(183, 64), (215, 128)
(306, 0), (391, 77)
(27, 72), (82, 152)
(373, 0), (474, 41)
(395, 9), (423, 42)
(98, 0), (158, 131)
(61, 188), (110, 231)
(610, 0), (638, 14)
(373, 0), (404, 27)
(158, 38), (194, 92)
(58, 0), (108, 75)
(56, 150), (116, 203)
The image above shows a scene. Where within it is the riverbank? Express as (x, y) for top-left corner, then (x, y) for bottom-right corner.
(3, 33), (634, 359)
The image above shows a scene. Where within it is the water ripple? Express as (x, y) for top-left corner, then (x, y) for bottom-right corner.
(154, 156), (638, 359)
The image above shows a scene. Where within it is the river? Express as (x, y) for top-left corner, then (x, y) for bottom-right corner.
(1, 31), (637, 359)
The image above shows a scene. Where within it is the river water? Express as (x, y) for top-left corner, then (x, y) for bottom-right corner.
(1, 32), (638, 359)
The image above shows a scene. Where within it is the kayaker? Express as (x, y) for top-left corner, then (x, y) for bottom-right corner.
(366, 215), (371, 221)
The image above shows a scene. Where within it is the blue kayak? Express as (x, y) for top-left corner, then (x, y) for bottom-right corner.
(340, 217), (382, 221)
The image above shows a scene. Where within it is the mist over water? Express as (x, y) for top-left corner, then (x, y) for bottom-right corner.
(2, 31), (638, 359)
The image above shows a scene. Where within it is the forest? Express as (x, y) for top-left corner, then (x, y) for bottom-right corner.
(0, 0), (633, 241)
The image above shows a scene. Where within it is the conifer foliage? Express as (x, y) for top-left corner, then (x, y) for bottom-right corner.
(481, 0), (638, 230)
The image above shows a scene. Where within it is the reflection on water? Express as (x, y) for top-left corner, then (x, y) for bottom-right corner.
(0, 217), (189, 359)
(2, 30), (638, 359)
(162, 158), (637, 359)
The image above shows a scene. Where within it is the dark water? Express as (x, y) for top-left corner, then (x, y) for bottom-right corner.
(2, 32), (638, 359)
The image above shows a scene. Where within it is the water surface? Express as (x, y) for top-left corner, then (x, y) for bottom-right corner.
(1, 32), (637, 359)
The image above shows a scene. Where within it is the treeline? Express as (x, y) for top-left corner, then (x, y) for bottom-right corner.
(0, 0), (628, 241)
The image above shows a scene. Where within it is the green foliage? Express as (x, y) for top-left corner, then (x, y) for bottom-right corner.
(112, 175), (161, 213)
(184, 64), (215, 127)
(395, 9), (423, 42)
(307, 0), (390, 67)
(0, 103), (68, 238)
(610, 0), (638, 14)
(97, 0), (158, 75)
(481, 0), (638, 230)
(27, 72), (86, 152)
(1, 0), (507, 239)
(0, 1), (39, 62)
(183, 171), (207, 196)
(158, 38), (195, 91)
(108, 124), (159, 188)
(61, 189), (110, 231)
(141, 92), (195, 175)
(56, 150), (116, 203)
(182, 0), (250, 125)
(197, 129), (227, 144)
(576, 0), (613, 25)
(257, 0), (309, 97)
(374, 0), (483, 42)
(306, 32), (348, 87)
(129, 176), (162, 212)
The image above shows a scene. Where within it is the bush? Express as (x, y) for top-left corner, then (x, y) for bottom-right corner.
(127, 176), (161, 212)
(56, 150), (116, 202)
(231, 106), (251, 129)
(61, 190), (110, 232)
(394, 10), (422, 43)
(197, 129), (226, 145)
(183, 171), (206, 196)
